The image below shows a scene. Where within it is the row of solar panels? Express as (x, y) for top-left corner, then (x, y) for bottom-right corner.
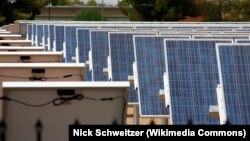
(26, 23), (250, 125)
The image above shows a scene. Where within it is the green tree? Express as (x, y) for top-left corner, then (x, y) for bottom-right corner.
(87, 0), (97, 6)
(74, 9), (105, 21)
(0, 0), (15, 25)
(119, 0), (198, 21)
(200, 0), (222, 21)
(13, 0), (43, 20)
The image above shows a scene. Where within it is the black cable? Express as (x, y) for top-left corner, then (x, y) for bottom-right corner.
(0, 74), (83, 81)
(0, 74), (28, 79)
(0, 94), (127, 124)
(46, 74), (84, 80)
(17, 60), (60, 63)
(0, 94), (84, 107)
(83, 95), (127, 125)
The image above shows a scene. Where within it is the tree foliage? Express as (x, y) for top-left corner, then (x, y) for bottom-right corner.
(74, 9), (105, 21)
(119, 0), (198, 21)
(49, 0), (84, 6)
(87, 0), (97, 6)
(200, 0), (250, 21)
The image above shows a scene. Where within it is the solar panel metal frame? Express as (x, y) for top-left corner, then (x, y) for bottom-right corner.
(164, 39), (233, 125)
(216, 43), (250, 125)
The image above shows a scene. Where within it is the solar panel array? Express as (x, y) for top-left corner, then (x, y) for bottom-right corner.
(24, 22), (250, 125)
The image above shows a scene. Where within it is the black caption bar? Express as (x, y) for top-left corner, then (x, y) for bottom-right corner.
(69, 125), (250, 140)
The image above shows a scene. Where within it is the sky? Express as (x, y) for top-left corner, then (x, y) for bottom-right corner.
(82, 0), (119, 5)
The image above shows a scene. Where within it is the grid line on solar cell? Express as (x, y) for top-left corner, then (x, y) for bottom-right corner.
(55, 26), (65, 52)
(216, 43), (250, 125)
(164, 39), (232, 125)
(90, 29), (115, 81)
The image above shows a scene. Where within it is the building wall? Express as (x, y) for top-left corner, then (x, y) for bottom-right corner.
(36, 6), (128, 21)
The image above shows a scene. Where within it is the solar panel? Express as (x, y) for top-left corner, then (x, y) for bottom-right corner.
(90, 29), (115, 81)
(27, 24), (32, 40)
(216, 43), (250, 125)
(43, 25), (49, 51)
(164, 39), (233, 125)
(76, 28), (97, 81)
(48, 25), (54, 51)
(133, 35), (191, 116)
(235, 39), (250, 43)
(64, 26), (78, 63)
(54, 26), (65, 52)
(32, 24), (37, 46)
(36, 24), (43, 46)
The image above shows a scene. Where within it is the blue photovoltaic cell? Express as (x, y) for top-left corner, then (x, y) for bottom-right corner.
(36, 25), (43, 46)
(109, 33), (139, 103)
(55, 26), (64, 51)
(43, 25), (49, 51)
(217, 44), (250, 125)
(27, 24), (32, 40)
(236, 40), (250, 43)
(90, 30), (114, 81)
(49, 25), (54, 51)
(65, 26), (78, 63)
(134, 36), (171, 116)
(77, 28), (93, 81)
(32, 24), (37, 46)
(164, 39), (232, 125)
